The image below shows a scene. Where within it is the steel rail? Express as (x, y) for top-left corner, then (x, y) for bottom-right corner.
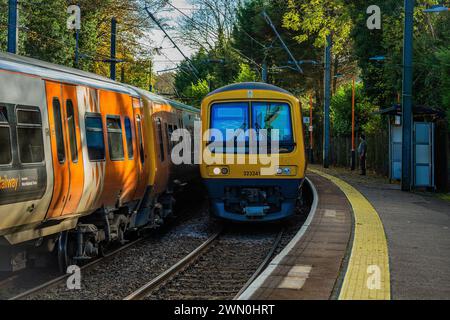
(9, 238), (144, 300)
(124, 230), (222, 300)
(233, 230), (284, 300)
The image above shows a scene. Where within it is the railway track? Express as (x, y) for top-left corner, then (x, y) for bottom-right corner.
(6, 238), (144, 300)
(6, 190), (211, 301)
(125, 228), (284, 300)
(6, 181), (313, 300)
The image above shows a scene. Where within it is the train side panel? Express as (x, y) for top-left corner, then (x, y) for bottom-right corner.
(75, 86), (106, 214)
(97, 90), (139, 209)
(0, 71), (54, 243)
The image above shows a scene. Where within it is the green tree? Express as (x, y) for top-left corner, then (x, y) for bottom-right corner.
(232, 0), (323, 98)
(436, 48), (450, 124)
(330, 82), (378, 136)
(283, 0), (352, 54)
(185, 78), (210, 107)
(234, 63), (257, 82)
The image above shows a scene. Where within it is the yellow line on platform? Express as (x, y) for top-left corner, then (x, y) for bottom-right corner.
(309, 169), (391, 300)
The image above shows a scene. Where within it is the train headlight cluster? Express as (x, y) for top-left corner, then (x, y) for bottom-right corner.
(276, 166), (296, 176)
(210, 166), (230, 176)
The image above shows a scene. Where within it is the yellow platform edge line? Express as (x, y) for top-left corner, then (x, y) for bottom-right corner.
(309, 169), (391, 300)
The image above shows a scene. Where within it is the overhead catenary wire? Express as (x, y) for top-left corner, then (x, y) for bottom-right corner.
(143, 6), (200, 81)
(163, 0), (263, 70)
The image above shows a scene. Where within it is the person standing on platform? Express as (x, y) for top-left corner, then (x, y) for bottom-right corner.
(358, 134), (367, 176)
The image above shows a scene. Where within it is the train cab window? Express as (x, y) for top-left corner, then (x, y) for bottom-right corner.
(210, 102), (249, 153)
(0, 105), (12, 165)
(156, 118), (164, 161)
(251, 102), (294, 153)
(85, 114), (105, 161)
(106, 116), (124, 161)
(124, 117), (134, 160)
(16, 107), (45, 163)
(66, 100), (78, 163)
(52, 98), (65, 163)
(136, 115), (144, 164)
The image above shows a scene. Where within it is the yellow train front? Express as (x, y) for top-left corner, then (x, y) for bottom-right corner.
(200, 82), (307, 222)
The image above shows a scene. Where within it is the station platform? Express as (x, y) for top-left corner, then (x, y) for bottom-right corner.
(239, 165), (450, 300)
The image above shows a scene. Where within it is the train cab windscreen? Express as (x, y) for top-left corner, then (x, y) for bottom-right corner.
(209, 101), (294, 153)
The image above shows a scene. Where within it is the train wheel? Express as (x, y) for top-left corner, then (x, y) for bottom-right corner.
(57, 231), (76, 273)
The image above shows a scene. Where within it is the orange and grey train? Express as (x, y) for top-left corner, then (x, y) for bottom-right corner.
(0, 53), (199, 271)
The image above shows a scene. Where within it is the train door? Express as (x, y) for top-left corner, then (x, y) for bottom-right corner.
(61, 84), (84, 215)
(45, 82), (70, 219)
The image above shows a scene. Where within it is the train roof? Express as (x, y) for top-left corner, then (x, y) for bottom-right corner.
(0, 53), (197, 112)
(206, 82), (293, 97)
(0, 52), (138, 96)
(132, 87), (199, 114)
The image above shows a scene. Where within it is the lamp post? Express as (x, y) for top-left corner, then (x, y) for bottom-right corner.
(401, 0), (414, 191)
(309, 95), (314, 164)
(323, 34), (332, 168)
(351, 77), (356, 171)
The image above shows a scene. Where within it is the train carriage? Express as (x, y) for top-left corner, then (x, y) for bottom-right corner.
(0, 53), (199, 271)
(200, 82), (307, 222)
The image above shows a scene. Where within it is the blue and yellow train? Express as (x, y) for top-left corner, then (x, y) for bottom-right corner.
(200, 82), (307, 222)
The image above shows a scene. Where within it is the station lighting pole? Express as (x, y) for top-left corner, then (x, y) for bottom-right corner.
(401, 0), (414, 191)
(351, 77), (356, 171)
(309, 95), (314, 164)
(7, 0), (18, 54)
(323, 34), (332, 168)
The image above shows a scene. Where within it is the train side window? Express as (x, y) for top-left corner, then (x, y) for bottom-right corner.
(85, 114), (105, 161)
(66, 100), (78, 163)
(52, 98), (65, 163)
(0, 105), (12, 165)
(124, 117), (134, 160)
(156, 118), (164, 161)
(136, 115), (144, 164)
(16, 106), (45, 163)
(106, 116), (124, 161)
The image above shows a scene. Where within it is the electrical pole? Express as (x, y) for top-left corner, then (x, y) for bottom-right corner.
(402, 0), (414, 191)
(309, 95), (314, 164)
(351, 77), (356, 171)
(323, 34), (332, 168)
(7, 0), (18, 54)
(262, 61), (268, 83)
(148, 60), (153, 92)
(110, 17), (117, 81)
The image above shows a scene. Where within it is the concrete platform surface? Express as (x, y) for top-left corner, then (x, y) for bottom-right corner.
(239, 173), (353, 300)
(313, 165), (450, 300)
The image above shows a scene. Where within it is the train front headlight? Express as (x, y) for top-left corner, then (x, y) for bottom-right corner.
(276, 166), (297, 176)
(208, 166), (230, 176)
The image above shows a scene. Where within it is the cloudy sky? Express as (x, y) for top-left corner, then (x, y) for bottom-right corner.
(147, 0), (197, 73)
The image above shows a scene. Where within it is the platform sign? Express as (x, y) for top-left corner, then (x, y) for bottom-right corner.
(303, 117), (310, 124)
